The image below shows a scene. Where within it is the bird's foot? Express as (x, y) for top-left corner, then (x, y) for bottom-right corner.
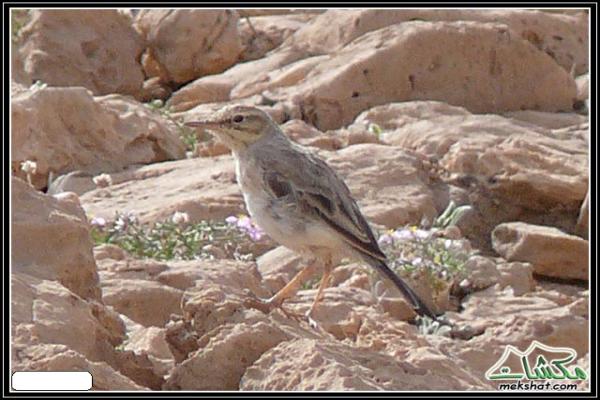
(242, 289), (304, 322)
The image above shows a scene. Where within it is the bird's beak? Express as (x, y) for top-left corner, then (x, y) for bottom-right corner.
(184, 120), (222, 129)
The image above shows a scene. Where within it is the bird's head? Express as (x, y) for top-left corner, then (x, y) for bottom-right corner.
(185, 105), (278, 152)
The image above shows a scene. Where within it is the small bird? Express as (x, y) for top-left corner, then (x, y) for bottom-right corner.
(185, 105), (437, 324)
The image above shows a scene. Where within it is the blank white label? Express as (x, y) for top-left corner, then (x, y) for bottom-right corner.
(12, 371), (93, 391)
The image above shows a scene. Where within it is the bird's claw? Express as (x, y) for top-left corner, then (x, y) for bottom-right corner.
(242, 290), (304, 322)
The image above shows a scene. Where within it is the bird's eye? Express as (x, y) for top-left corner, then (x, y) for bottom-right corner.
(232, 115), (244, 123)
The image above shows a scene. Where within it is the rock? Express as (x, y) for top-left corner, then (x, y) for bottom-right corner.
(270, 21), (576, 130)
(492, 222), (588, 280)
(442, 285), (588, 383)
(80, 157), (243, 225)
(11, 344), (145, 390)
(288, 9), (588, 74)
(168, 46), (311, 112)
(16, 10), (144, 97)
(102, 279), (184, 327)
(325, 144), (438, 228)
(238, 14), (309, 62)
(124, 326), (174, 361)
(11, 178), (101, 300)
(501, 110), (587, 129)
(164, 321), (290, 390)
(139, 77), (173, 102)
(134, 10), (242, 84)
(46, 170), (95, 196)
(256, 246), (305, 293)
(242, 337), (489, 390)
(463, 256), (502, 290)
(496, 261), (535, 295)
(11, 272), (125, 364)
(156, 259), (269, 297)
(11, 87), (186, 190)
(358, 101), (587, 250)
(230, 54), (328, 100)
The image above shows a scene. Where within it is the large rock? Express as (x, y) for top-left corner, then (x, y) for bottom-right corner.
(439, 285), (588, 385)
(11, 344), (145, 390)
(102, 279), (184, 327)
(11, 272), (125, 365)
(287, 9), (588, 74)
(11, 87), (186, 189)
(164, 321), (290, 390)
(266, 21), (577, 130)
(326, 144), (438, 227)
(135, 10), (242, 84)
(15, 10), (145, 97)
(238, 14), (311, 62)
(492, 222), (588, 280)
(11, 178), (101, 300)
(354, 101), (588, 249)
(242, 337), (489, 390)
(80, 156), (243, 224)
(168, 46), (310, 112)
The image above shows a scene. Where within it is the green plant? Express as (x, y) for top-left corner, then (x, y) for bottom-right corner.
(145, 100), (199, 153)
(377, 224), (475, 296)
(416, 315), (452, 336)
(368, 123), (383, 139)
(433, 201), (472, 229)
(11, 10), (30, 43)
(90, 211), (270, 262)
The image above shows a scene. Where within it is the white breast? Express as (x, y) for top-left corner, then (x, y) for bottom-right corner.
(234, 157), (344, 256)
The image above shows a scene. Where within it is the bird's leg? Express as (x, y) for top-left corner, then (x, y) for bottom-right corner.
(306, 263), (333, 329)
(244, 262), (318, 317)
(270, 262), (319, 306)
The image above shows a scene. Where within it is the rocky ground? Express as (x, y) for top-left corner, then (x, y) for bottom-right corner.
(11, 9), (589, 391)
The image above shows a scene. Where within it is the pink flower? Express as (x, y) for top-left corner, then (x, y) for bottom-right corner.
(378, 233), (393, 245)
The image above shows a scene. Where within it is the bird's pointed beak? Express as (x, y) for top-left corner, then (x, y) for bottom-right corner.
(184, 120), (222, 129)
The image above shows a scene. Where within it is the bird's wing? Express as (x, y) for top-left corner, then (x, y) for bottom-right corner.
(260, 144), (387, 262)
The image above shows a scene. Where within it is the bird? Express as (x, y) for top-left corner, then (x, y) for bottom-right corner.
(185, 105), (437, 325)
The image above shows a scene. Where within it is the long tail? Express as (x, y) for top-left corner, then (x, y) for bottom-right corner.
(368, 258), (438, 320)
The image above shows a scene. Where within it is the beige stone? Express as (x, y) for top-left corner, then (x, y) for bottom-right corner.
(441, 286), (588, 383)
(288, 9), (588, 74)
(16, 10), (145, 97)
(238, 14), (309, 62)
(102, 279), (184, 327)
(11, 87), (186, 190)
(135, 10), (241, 84)
(11, 344), (145, 390)
(80, 156), (242, 224)
(242, 337), (490, 390)
(492, 222), (589, 280)
(11, 178), (101, 300)
(271, 21), (576, 130)
(164, 322), (289, 390)
(357, 101), (587, 250)
(168, 47), (311, 112)
(11, 272), (125, 363)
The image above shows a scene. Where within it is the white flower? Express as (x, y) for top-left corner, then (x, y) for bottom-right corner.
(20, 160), (37, 175)
(93, 173), (113, 188)
(393, 228), (414, 241)
(411, 257), (423, 267)
(414, 229), (431, 239)
(90, 217), (106, 228)
(171, 211), (190, 225)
